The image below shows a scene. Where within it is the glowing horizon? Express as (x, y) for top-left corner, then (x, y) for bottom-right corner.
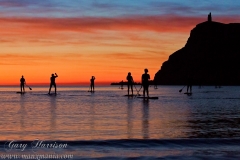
(0, 1), (239, 85)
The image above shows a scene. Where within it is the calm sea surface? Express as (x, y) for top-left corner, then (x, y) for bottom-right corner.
(0, 85), (240, 159)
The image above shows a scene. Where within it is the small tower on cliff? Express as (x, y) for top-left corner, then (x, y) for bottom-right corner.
(208, 12), (212, 22)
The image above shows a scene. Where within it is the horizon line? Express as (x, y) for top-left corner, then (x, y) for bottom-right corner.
(0, 82), (115, 87)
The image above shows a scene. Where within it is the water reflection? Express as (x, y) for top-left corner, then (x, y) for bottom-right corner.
(19, 95), (26, 139)
(90, 100), (95, 138)
(50, 96), (56, 132)
(142, 100), (149, 139)
(126, 99), (133, 139)
(186, 104), (240, 138)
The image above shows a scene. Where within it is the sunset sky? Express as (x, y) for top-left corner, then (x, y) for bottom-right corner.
(0, 0), (240, 85)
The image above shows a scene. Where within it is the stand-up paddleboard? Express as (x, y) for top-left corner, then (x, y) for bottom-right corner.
(16, 92), (25, 94)
(124, 94), (133, 96)
(47, 93), (57, 96)
(137, 96), (158, 99)
(124, 95), (136, 97)
(184, 92), (192, 95)
(88, 91), (95, 93)
(124, 94), (141, 97)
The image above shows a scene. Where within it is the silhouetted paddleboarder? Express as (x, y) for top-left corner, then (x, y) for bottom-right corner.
(120, 80), (124, 89)
(48, 73), (58, 95)
(90, 76), (95, 92)
(215, 85), (221, 88)
(186, 75), (193, 94)
(142, 69), (150, 97)
(154, 79), (158, 89)
(126, 72), (134, 95)
(20, 75), (25, 93)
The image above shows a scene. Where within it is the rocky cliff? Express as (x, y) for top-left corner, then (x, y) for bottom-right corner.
(154, 20), (240, 85)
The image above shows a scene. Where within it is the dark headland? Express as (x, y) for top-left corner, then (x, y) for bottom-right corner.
(154, 13), (240, 85)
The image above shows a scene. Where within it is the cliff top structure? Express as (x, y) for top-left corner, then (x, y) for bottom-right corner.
(154, 13), (240, 85)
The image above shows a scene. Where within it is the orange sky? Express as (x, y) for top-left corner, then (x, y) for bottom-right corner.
(0, 16), (189, 85)
(0, 1), (239, 85)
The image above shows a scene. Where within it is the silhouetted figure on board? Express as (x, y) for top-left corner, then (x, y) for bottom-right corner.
(126, 72), (134, 95)
(142, 69), (150, 97)
(154, 79), (158, 89)
(48, 73), (58, 95)
(199, 85), (202, 89)
(215, 73), (221, 88)
(20, 75), (25, 93)
(90, 76), (95, 92)
(215, 85), (221, 88)
(186, 75), (193, 93)
(120, 80), (124, 89)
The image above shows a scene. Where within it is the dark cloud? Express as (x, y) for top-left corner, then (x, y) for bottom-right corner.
(0, 0), (28, 7)
(0, 14), (239, 36)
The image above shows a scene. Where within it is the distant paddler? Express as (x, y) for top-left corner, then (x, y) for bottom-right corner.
(186, 75), (193, 94)
(142, 68), (150, 97)
(48, 73), (58, 95)
(126, 72), (134, 96)
(90, 76), (96, 92)
(154, 78), (158, 89)
(20, 75), (26, 93)
(120, 80), (124, 89)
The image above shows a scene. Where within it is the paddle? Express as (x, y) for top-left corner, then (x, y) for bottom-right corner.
(134, 85), (142, 97)
(26, 84), (32, 90)
(179, 85), (186, 93)
(134, 85), (141, 96)
(87, 85), (91, 92)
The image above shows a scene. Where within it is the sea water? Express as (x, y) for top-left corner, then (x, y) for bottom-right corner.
(0, 85), (240, 159)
